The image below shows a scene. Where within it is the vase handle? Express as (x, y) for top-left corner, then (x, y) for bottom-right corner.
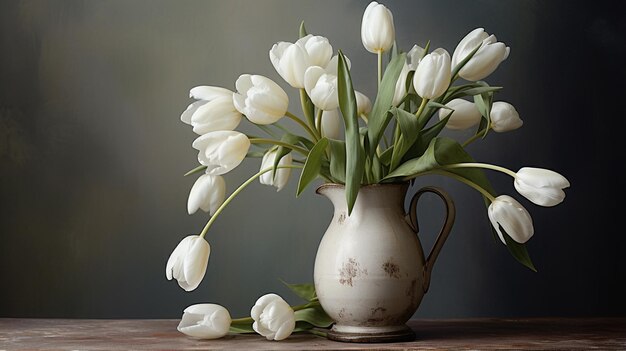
(407, 186), (456, 293)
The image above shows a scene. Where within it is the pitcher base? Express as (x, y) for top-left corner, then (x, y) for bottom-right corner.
(326, 324), (415, 343)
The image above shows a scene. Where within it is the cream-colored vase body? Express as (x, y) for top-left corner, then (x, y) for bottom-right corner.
(314, 184), (455, 342)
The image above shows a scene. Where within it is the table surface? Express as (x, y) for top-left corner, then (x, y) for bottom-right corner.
(1, 318), (624, 350)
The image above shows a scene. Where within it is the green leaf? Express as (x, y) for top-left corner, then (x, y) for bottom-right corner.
(390, 107), (422, 170)
(281, 280), (317, 302)
(294, 306), (334, 328)
(184, 165), (207, 177)
(379, 146), (394, 166)
(500, 225), (537, 272)
(409, 111), (453, 158)
(426, 101), (452, 110)
(367, 53), (407, 156)
(297, 137), (329, 196)
(299, 21), (307, 38)
(337, 50), (365, 215)
(300, 89), (316, 132)
(328, 139), (346, 183)
(246, 151), (265, 158)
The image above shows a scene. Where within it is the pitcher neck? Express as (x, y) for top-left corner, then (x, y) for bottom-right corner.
(316, 183), (409, 214)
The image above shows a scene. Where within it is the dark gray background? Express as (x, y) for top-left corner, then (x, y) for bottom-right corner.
(1, 0), (624, 319)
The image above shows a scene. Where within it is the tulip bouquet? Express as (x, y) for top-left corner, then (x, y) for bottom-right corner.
(166, 1), (569, 341)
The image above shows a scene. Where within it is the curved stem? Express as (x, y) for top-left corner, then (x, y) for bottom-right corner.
(462, 124), (491, 147)
(424, 170), (496, 202)
(285, 111), (319, 141)
(199, 165), (303, 238)
(249, 138), (309, 156)
(414, 98), (428, 118)
(442, 162), (517, 178)
(315, 109), (323, 137)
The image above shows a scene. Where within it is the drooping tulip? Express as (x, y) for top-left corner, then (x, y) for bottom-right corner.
(177, 304), (232, 339)
(187, 174), (226, 215)
(192, 131), (250, 175)
(452, 28), (510, 81)
(233, 74), (289, 125)
(514, 167), (570, 207)
(181, 86), (242, 135)
(260, 150), (293, 192)
(166, 235), (210, 291)
(316, 109), (342, 139)
(269, 35), (333, 88)
(251, 294), (295, 341)
(440, 98), (482, 130)
(361, 1), (395, 54)
(413, 48), (451, 99)
(490, 101), (523, 132)
(488, 195), (534, 245)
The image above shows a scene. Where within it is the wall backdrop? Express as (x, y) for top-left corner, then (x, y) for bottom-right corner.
(1, 0), (624, 319)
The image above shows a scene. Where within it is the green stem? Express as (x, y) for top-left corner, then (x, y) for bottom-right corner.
(377, 50), (383, 89)
(442, 162), (517, 178)
(285, 111), (319, 141)
(462, 124), (491, 147)
(198, 165), (303, 238)
(414, 98), (428, 118)
(308, 329), (328, 338)
(422, 170), (496, 202)
(249, 138), (309, 156)
(299, 89), (320, 139)
(315, 109), (323, 137)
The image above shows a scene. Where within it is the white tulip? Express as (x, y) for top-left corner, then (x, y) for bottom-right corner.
(178, 304), (231, 339)
(316, 109), (342, 139)
(303, 55), (352, 111)
(392, 45), (424, 106)
(192, 131), (250, 175)
(260, 150), (293, 192)
(361, 1), (395, 54)
(452, 28), (510, 81)
(355, 91), (372, 116)
(490, 101), (523, 132)
(187, 174), (226, 215)
(166, 235), (210, 291)
(251, 293), (295, 341)
(488, 195), (534, 245)
(181, 86), (242, 135)
(413, 48), (451, 99)
(514, 167), (570, 207)
(269, 35), (333, 88)
(440, 98), (482, 130)
(233, 74), (289, 125)
(304, 66), (338, 111)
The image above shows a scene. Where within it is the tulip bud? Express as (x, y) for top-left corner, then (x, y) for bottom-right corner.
(361, 1), (395, 54)
(192, 131), (250, 175)
(407, 45), (425, 70)
(260, 150), (293, 192)
(490, 102), (523, 132)
(166, 235), (210, 291)
(439, 99), (482, 130)
(233, 74), (289, 125)
(181, 87), (242, 135)
(251, 294), (295, 341)
(178, 304), (231, 339)
(488, 195), (534, 245)
(355, 91), (372, 116)
(316, 109), (342, 140)
(452, 28), (510, 81)
(413, 48), (451, 99)
(269, 35), (333, 88)
(514, 167), (570, 207)
(187, 174), (226, 215)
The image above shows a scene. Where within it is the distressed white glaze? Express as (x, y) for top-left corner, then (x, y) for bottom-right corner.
(314, 183), (426, 336)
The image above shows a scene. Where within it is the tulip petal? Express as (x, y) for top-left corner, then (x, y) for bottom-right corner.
(181, 101), (208, 125)
(189, 86), (233, 101)
(181, 237), (210, 291)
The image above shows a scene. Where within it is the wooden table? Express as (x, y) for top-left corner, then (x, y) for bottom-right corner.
(1, 318), (624, 350)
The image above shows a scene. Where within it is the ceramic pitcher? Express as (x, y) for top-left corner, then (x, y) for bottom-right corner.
(313, 183), (455, 342)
